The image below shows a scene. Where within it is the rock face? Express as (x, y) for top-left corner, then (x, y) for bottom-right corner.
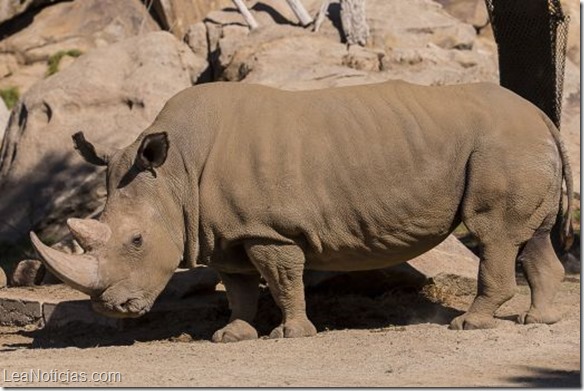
(217, 24), (388, 89)
(0, 31), (207, 243)
(0, 0), (160, 95)
(203, 0), (497, 90)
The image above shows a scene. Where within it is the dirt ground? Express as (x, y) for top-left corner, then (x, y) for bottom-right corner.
(0, 272), (580, 387)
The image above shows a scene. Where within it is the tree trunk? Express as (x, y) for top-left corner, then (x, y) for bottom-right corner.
(340, 0), (369, 46)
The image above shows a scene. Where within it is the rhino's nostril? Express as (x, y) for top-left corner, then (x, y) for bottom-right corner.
(114, 304), (127, 313)
(118, 298), (143, 313)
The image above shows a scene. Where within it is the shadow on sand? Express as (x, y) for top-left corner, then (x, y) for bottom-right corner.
(2, 283), (463, 350)
(505, 366), (581, 387)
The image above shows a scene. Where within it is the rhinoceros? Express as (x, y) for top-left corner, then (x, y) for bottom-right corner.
(31, 81), (573, 342)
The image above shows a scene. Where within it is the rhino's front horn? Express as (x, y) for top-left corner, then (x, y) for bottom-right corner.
(30, 232), (101, 295)
(67, 218), (111, 251)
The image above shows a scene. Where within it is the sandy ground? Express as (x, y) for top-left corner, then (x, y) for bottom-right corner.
(0, 274), (580, 387)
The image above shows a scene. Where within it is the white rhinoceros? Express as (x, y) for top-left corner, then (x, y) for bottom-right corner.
(31, 81), (573, 342)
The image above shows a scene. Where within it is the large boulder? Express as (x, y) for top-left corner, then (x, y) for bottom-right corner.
(0, 0), (160, 95)
(0, 31), (207, 243)
(217, 24), (387, 89)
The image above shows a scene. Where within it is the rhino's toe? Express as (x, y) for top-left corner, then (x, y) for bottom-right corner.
(212, 319), (258, 343)
(269, 318), (317, 339)
(518, 309), (562, 325)
(449, 313), (497, 330)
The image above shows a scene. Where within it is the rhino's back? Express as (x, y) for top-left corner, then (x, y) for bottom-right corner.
(197, 82), (495, 270)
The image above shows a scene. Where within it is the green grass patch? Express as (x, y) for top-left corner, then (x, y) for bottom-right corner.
(46, 49), (83, 77)
(0, 86), (20, 109)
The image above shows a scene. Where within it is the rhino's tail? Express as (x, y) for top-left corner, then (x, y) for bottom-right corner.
(542, 113), (574, 251)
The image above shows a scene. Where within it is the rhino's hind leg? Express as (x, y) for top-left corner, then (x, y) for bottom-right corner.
(450, 145), (560, 330)
(245, 241), (317, 339)
(518, 232), (565, 325)
(450, 240), (520, 330)
(212, 272), (260, 343)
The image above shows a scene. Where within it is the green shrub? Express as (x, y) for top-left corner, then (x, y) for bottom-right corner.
(0, 86), (20, 109)
(46, 49), (83, 77)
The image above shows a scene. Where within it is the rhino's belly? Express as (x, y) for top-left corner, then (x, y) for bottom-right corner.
(303, 231), (452, 272)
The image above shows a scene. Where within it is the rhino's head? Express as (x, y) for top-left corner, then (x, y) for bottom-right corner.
(31, 131), (185, 318)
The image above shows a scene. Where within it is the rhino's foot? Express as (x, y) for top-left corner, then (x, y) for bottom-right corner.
(449, 313), (497, 330)
(518, 308), (562, 325)
(212, 319), (258, 343)
(269, 318), (317, 339)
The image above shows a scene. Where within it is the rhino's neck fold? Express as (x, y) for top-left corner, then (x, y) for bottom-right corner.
(154, 158), (187, 263)
(176, 138), (201, 267)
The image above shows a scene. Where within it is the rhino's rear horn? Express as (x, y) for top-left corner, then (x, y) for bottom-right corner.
(30, 232), (102, 295)
(67, 218), (112, 251)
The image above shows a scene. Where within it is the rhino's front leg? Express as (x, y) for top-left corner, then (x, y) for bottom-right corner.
(212, 272), (260, 343)
(245, 241), (317, 339)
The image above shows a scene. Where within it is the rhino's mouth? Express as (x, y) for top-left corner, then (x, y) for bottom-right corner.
(91, 296), (152, 318)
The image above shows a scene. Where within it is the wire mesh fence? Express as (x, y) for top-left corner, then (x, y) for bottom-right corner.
(485, 0), (569, 129)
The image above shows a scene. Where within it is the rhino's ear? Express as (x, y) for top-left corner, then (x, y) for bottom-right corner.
(72, 131), (111, 166)
(136, 132), (169, 171)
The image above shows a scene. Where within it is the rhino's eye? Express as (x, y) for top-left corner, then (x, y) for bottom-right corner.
(131, 234), (143, 247)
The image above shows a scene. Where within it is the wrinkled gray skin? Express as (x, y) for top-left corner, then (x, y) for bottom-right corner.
(32, 81), (573, 342)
